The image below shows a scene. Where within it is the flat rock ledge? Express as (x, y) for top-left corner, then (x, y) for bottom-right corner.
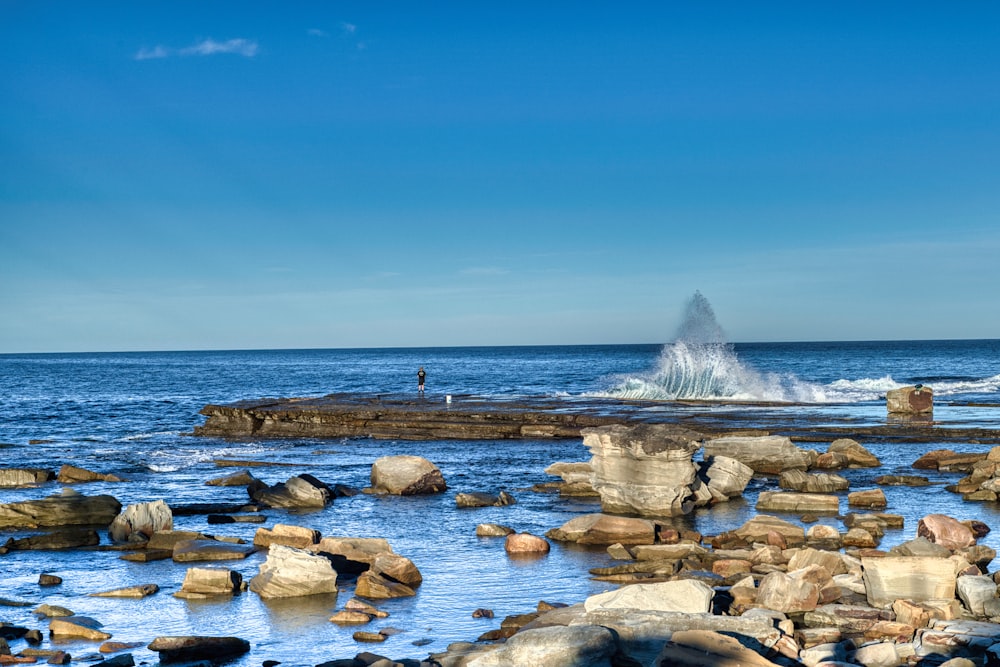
(194, 394), (624, 440)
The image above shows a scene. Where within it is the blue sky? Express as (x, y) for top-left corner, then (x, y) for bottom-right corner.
(2, 2), (999, 352)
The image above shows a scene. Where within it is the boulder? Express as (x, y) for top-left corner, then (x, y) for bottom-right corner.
(886, 385), (933, 414)
(732, 515), (806, 547)
(172, 539), (256, 563)
(174, 567), (243, 598)
(956, 575), (1000, 617)
(465, 625), (617, 667)
(2, 528), (99, 551)
(146, 636), (250, 662)
(476, 523), (514, 537)
(827, 438), (881, 467)
(0, 468), (54, 488)
(49, 617), (111, 640)
(455, 491), (516, 508)
(56, 464), (122, 483)
(657, 629), (784, 667)
(756, 491), (839, 513)
(545, 513), (656, 545)
(702, 435), (812, 474)
(876, 475), (930, 486)
(249, 474), (333, 508)
(583, 423), (703, 516)
(89, 584), (158, 598)
(584, 579), (714, 614)
(248, 545), (337, 599)
(252, 523), (320, 549)
(755, 565), (833, 613)
(862, 556), (957, 608)
(545, 461), (592, 484)
(0, 491), (121, 529)
(371, 552), (422, 587)
(890, 536), (952, 558)
(505, 533), (550, 554)
(108, 500), (172, 543)
(700, 455), (754, 499)
(314, 536), (393, 574)
(205, 470), (257, 487)
(779, 470), (849, 493)
(917, 514), (976, 551)
(848, 489), (887, 509)
(354, 571), (415, 599)
(369, 455), (446, 495)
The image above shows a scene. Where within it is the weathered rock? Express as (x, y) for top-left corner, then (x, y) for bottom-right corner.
(89, 584), (158, 598)
(0, 469), (54, 488)
(876, 475), (930, 486)
(455, 491), (515, 508)
(146, 636), (250, 662)
(828, 438), (881, 467)
(848, 488), (887, 509)
(844, 527), (879, 548)
(329, 610), (372, 625)
(779, 470), (849, 493)
(108, 500), (172, 543)
(464, 625), (617, 667)
(252, 523), (320, 549)
(702, 434), (812, 474)
(657, 629), (784, 667)
(248, 545), (337, 599)
(756, 491), (839, 513)
(314, 536), (393, 575)
(584, 579), (714, 614)
(49, 617), (111, 640)
(205, 470), (257, 487)
(354, 571), (415, 599)
(504, 532), (550, 554)
(700, 455), (754, 498)
(369, 455), (446, 495)
(887, 385), (933, 414)
(956, 575), (1000, 616)
(174, 567), (243, 598)
(57, 464), (122, 483)
(890, 536), (952, 558)
(34, 604), (73, 618)
(476, 523), (514, 537)
(3, 528), (100, 551)
(249, 474), (333, 507)
(545, 461), (592, 484)
(917, 514), (976, 551)
(371, 552), (422, 587)
(38, 574), (63, 587)
(756, 564), (836, 613)
(788, 547), (848, 575)
(546, 513), (656, 545)
(0, 491), (121, 529)
(583, 423), (703, 516)
(172, 539), (256, 562)
(732, 514), (806, 547)
(801, 604), (894, 634)
(862, 556), (957, 608)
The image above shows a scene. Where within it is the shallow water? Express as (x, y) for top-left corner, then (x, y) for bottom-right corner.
(2, 341), (1000, 664)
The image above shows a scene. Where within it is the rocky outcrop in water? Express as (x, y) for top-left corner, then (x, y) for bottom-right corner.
(248, 544), (338, 599)
(702, 434), (816, 473)
(368, 455), (446, 495)
(108, 500), (172, 543)
(888, 384), (934, 414)
(0, 490), (121, 529)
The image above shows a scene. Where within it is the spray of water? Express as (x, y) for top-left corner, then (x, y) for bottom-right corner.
(604, 292), (822, 402)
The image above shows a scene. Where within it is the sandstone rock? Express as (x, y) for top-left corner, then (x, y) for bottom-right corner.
(844, 527), (879, 548)
(205, 470), (257, 486)
(633, 542), (707, 561)
(862, 556), (957, 607)
(351, 631), (387, 643)
(248, 545), (337, 599)
(801, 604), (894, 633)
(344, 597), (389, 618)
(3, 528), (100, 551)
(253, 523), (320, 549)
(732, 515), (805, 547)
(876, 475), (930, 486)
(779, 469), (850, 493)
(701, 455), (754, 498)
(49, 617), (111, 640)
(584, 579), (714, 614)
(372, 552), (422, 587)
(146, 636), (249, 662)
(174, 567), (242, 598)
(38, 574), (63, 587)
(0, 491), (121, 529)
(828, 438), (881, 467)
(172, 539), (256, 563)
(329, 610), (372, 625)
(702, 434), (812, 474)
(57, 464), (122, 483)
(912, 449), (983, 470)
(890, 536), (952, 558)
(756, 564), (836, 613)
(712, 558), (752, 578)
(583, 423), (703, 516)
(756, 491), (839, 513)
(848, 489), (887, 509)
(476, 523), (514, 537)
(369, 455), (446, 495)
(546, 513), (656, 545)
(504, 532), (550, 554)
(917, 514), (976, 551)
(853, 640), (911, 667)
(89, 584), (158, 598)
(956, 575), (999, 616)
(455, 491), (516, 508)
(108, 500), (172, 543)
(465, 624), (617, 667)
(657, 629), (783, 667)
(0, 469), (53, 488)
(788, 547), (848, 575)
(250, 474), (333, 507)
(354, 571), (415, 599)
(545, 461), (592, 483)
(886, 385), (933, 414)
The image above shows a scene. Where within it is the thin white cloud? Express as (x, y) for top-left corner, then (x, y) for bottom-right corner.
(308, 28), (328, 37)
(340, 22), (357, 34)
(134, 38), (259, 61)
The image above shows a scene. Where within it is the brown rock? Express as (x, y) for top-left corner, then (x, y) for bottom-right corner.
(712, 559), (752, 578)
(505, 532), (550, 554)
(657, 629), (783, 667)
(354, 571), (415, 599)
(147, 636), (250, 662)
(847, 488), (887, 509)
(252, 523), (320, 549)
(917, 514), (976, 550)
(329, 611), (372, 625)
(886, 385), (933, 414)
(56, 464), (122, 483)
(546, 513), (655, 545)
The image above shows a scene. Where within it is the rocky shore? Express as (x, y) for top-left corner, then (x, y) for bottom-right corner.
(5, 395), (1000, 666)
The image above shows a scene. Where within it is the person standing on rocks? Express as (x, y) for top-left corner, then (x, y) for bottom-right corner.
(417, 367), (426, 395)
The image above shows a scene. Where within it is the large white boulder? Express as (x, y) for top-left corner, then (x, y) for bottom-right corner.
(248, 544), (337, 599)
(584, 579), (714, 614)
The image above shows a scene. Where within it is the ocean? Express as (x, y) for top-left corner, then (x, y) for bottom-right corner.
(1, 337), (1000, 664)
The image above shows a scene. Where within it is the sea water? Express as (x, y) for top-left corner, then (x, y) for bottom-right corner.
(1, 335), (1000, 664)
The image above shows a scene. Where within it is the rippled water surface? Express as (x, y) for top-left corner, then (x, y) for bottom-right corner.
(2, 341), (1000, 664)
